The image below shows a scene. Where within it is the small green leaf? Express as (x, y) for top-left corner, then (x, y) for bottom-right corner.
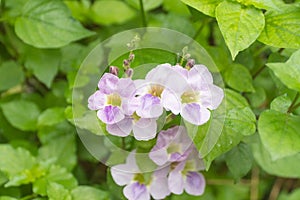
(15, 0), (95, 48)
(1, 100), (41, 131)
(216, 1), (265, 59)
(38, 135), (76, 171)
(47, 182), (71, 200)
(225, 143), (253, 180)
(278, 189), (300, 200)
(258, 110), (300, 160)
(270, 94), (292, 113)
(258, 6), (300, 48)
(91, 0), (136, 25)
(252, 138), (300, 178)
(0, 61), (24, 91)
(33, 165), (77, 196)
(267, 49), (300, 92)
(71, 186), (110, 200)
(224, 63), (255, 92)
(180, 0), (222, 17)
(38, 107), (65, 127)
(24, 47), (61, 88)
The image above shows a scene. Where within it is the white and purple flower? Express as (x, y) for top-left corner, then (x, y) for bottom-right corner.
(88, 73), (136, 124)
(111, 152), (171, 200)
(162, 64), (224, 125)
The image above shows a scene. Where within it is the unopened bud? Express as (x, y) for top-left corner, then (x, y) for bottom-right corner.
(125, 68), (134, 78)
(109, 66), (119, 76)
(123, 59), (130, 68)
(128, 53), (135, 62)
(185, 59), (195, 69)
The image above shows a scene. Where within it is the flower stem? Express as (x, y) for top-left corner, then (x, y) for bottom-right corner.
(139, 0), (147, 27)
(288, 92), (300, 113)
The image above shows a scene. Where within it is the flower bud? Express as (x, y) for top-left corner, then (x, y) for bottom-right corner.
(185, 59), (195, 69)
(125, 68), (134, 78)
(128, 53), (135, 62)
(109, 66), (119, 76)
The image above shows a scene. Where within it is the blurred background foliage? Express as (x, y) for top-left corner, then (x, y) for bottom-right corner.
(0, 0), (300, 199)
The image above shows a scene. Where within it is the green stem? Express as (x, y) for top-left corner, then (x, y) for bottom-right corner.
(253, 45), (269, 57)
(288, 92), (300, 113)
(252, 65), (266, 79)
(193, 19), (209, 40)
(139, 0), (147, 27)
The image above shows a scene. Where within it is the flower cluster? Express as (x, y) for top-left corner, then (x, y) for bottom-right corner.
(88, 63), (223, 141)
(111, 126), (206, 199)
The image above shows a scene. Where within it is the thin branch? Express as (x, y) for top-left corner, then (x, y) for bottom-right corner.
(139, 0), (147, 27)
(250, 167), (259, 200)
(288, 92), (300, 113)
(252, 65), (266, 80)
(268, 178), (285, 200)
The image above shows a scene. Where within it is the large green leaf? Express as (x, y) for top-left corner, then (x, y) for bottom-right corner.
(234, 0), (282, 10)
(225, 143), (253, 180)
(267, 49), (300, 92)
(202, 89), (256, 168)
(47, 182), (71, 200)
(71, 186), (110, 200)
(216, 1), (265, 59)
(258, 6), (300, 48)
(1, 100), (41, 131)
(24, 47), (61, 88)
(224, 63), (255, 92)
(0, 61), (24, 91)
(38, 107), (66, 127)
(258, 110), (300, 160)
(126, 0), (163, 11)
(90, 0), (136, 25)
(15, 0), (94, 48)
(38, 135), (76, 171)
(180, 0), (222, 17)
(252, 138), (300, 178)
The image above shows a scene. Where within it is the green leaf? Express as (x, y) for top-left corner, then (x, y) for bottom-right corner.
(90, 0), (136, 25)
(38, 135), (76, 171)
(0, 61), (24, 91)
(258, 6), (300, 48)
(252, 138), (300, 178)
(225, 143), (253, 180)
(71, 186), (109, 200)
(33, 165), (77, 196)
(0, 145), (36, 177)
(203, 89), (256, 168)
(15, 0), (95, 48)
(126, 0), (163, 11)
(216, 1), (265, 59)
(163, 0), (190, 16)
(1, 100), (41, 131)
(180, 0), (222, 17)
(224, 63), (255, 92)
(38, 107), (66, 127)
(258, 110), (300, 160)
(278, 189), (300, 200)
(234, 0), (282, 10)
(47, 182), (71, 200)
(267, 49), (300, 92)
(24, 47), (61, 88)
(0, 197), (18, 200)
(270, 94), (292, 113)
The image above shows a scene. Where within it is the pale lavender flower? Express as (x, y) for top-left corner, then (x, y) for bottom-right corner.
(88, 73), (135, 125)
(162, 64), (224, 125)
(134, 63), (187, 119)
(111, 152), (171, 200)
(149, 126), (193, 166)
(168, 148), (206, 196)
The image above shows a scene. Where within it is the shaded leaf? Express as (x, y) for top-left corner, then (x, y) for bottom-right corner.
(0, 61), (24, 91)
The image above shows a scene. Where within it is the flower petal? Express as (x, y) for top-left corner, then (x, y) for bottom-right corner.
(111, 164), (134, 186)
(161, 89), (181, 115)
(149, 177), (170, 199)
(117, 78), (136, 98)
(188, 65), (213, 89)
(98, 73), (119, 94)
(97, 105), (124, 124)
(106, 117), (133, 137)
(184, 172), (205, 196)
(168, 170), (184, 195)
(124, 182), (150, 200)
(88, 91), (106, 110)
(133, 118), (157, 141)
(136, 94), (163, 118)
(181, 103), (210, 125)
(200, 85), (224, 110)
(149, 148), (168, 166)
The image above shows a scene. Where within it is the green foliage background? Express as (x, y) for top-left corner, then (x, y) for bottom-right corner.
(0, 0), (300, 199)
